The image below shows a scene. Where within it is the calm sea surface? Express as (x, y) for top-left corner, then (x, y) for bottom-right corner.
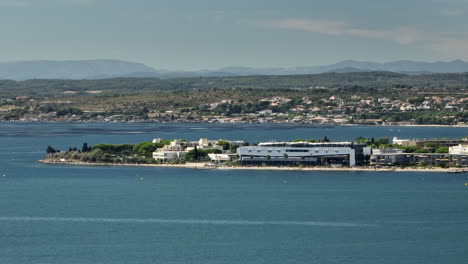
(0, 123), (467, 264)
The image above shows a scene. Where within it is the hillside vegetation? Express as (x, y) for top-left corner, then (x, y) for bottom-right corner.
(1, 71), (467, 124)
(1, 71), (468, 97)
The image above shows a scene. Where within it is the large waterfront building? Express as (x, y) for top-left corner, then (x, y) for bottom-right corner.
(393, 137), (468, 147)
(370, 152), (468, 166)
(237, 141), (370, 167)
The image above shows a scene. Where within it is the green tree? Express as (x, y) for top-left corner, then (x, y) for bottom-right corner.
(81, 142), (90, 152)
(355, 137), (370, 144)
(134, 142), (158, 158)
(185, 146), (208, 161)
(216, 140), (230, 150)
(374, 137), (389, 146)
(204, 148), (222, 154)
(46, 146), (56, 154)
(424, 142), (437, 153)
(230, 144), (239, 153)
(400, 146), (424, 153)
(424, 142), (436, 147)
(435, 147), (449, 153)
(92, 143), (134, 154)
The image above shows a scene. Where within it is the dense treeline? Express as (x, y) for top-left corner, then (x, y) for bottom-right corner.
(45, 140), (230, 164)
(1, 71), (468, 98)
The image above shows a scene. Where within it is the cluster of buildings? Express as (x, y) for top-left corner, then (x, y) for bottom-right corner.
(150, 137), (373, 167)
(374, 96), (465, 111)
(392, 137), (468, 147)
(183, 95), (467, 125)
(240, 137), (468, 167)
(2, 93), (467, 124)
(370, 137), (468, 167)
(151, 138), (244, 162)
(150, 136), (468, 168)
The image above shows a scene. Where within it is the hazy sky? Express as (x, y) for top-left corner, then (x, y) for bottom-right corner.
(1, 0), (468, 70)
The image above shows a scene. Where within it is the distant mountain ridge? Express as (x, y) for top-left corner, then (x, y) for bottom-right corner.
(322, 59), (468, 74)
(214, 59), (468, 76)
(0, 60), (156, 81)
(1, 59), (468, 80)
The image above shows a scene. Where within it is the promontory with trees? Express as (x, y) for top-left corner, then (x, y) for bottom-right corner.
(42, 136), (468, 170)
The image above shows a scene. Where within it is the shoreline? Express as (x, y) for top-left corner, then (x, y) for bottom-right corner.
(38, 159), (454, 173)
(1, 120), (467, 128)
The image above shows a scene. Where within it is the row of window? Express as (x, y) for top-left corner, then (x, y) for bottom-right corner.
(245, 148), (350, 154)
(286, 149), (309, 152)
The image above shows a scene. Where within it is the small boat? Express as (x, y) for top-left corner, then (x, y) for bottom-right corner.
(195, 166), (216, 170)
(194, 164), (218, 170)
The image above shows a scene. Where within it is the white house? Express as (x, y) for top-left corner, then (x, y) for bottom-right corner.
(153, 151), (188, 161)
(152, 140), (190, 161)
(392, 137), (410, 146)
(208, 154), (232, 162)
(449, 144), (468, 155)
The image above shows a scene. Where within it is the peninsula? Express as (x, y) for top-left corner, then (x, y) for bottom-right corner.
(41, 136), (468, 172)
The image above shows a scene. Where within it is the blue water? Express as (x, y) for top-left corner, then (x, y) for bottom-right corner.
(0, 123), (467, 264)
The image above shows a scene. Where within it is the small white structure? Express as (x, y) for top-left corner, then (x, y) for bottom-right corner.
(449, 144), (468, 155)
(372, 148), (404, 155)
(258, 109), (273, 115)
(198, 138), (209, 147)
(208, 154), (232, 162)
(196, 138), (222, 150)
(363, 147), (373, 156)
(392, 137), (410, 146)
(153, 151), (188, 161)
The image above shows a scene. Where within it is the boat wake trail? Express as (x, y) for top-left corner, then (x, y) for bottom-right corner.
(0, 216), (375, 227)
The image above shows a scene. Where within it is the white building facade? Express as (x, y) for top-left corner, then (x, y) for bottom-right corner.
(237, 142), (364, 167)
(449, 144), (468, 155)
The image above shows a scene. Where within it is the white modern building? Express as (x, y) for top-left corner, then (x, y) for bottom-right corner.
(392, 137), (410, 146)
(152, 140), (191, 161)
(153, 151), (188, 161)
(449, 144), (468, 155)
(237, 141), (369, 167)
(372, 148), (404, 155)
(208, 154), (233, 162)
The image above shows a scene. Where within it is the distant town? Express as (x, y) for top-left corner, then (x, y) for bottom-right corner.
(3, 93), (467, 126)
(0, 73), (467, 125)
